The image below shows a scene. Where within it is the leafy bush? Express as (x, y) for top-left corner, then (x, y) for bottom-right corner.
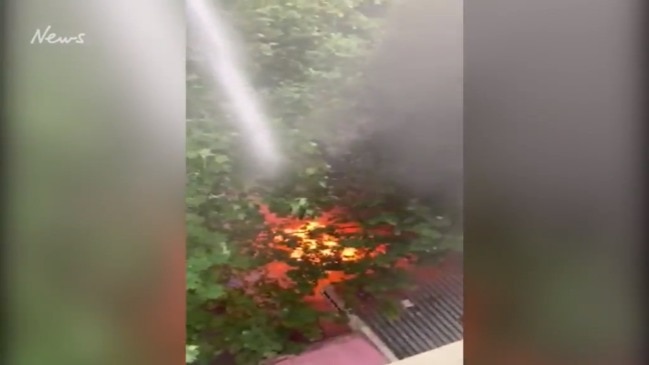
(186, 1), (459, 364)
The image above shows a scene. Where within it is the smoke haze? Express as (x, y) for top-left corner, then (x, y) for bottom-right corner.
(342, 0), (463, 212)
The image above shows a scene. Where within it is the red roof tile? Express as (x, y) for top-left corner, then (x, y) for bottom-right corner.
(274, 335), (387, 365)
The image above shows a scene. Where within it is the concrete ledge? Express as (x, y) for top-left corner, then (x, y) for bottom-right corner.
(347, 314), (399, 363)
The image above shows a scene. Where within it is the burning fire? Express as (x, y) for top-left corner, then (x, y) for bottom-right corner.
(282, 221), (360, 262)
(257, 204), (391, 301)
(259, 204), (367, 263)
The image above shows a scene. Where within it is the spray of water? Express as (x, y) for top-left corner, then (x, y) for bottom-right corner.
(187, 0), (282, 173)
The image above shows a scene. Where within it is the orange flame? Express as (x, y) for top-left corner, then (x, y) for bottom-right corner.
(282, 221), (359, 262)
(256, 204), (395, 301)
(260, 204), (365, 263)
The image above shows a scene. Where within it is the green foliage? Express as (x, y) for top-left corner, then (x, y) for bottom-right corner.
(186, 1), (461, 364)
(186, 345), (200, 364)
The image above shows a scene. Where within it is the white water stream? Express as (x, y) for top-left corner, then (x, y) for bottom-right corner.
(187, 0), (282, 173)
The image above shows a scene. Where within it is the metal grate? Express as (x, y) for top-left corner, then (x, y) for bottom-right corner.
(352, 264), (463, 359)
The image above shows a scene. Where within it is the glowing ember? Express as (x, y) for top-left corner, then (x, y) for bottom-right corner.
(282, 221), (359, 262)
(259, 204), (385, 266)
(256, 205), (394, 301)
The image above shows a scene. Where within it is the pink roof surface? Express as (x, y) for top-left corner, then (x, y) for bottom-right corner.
(275, 335), (387, 365)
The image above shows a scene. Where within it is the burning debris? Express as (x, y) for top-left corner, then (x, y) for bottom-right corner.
(283, 221), (359, 262)
(253, 205), (392, 301)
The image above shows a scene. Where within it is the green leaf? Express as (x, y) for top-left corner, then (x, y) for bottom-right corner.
(201, 283), (226, 300)
(198, 148), (213, 159)
(186, 345), (200, 364)
(213, 154), (230, 164)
